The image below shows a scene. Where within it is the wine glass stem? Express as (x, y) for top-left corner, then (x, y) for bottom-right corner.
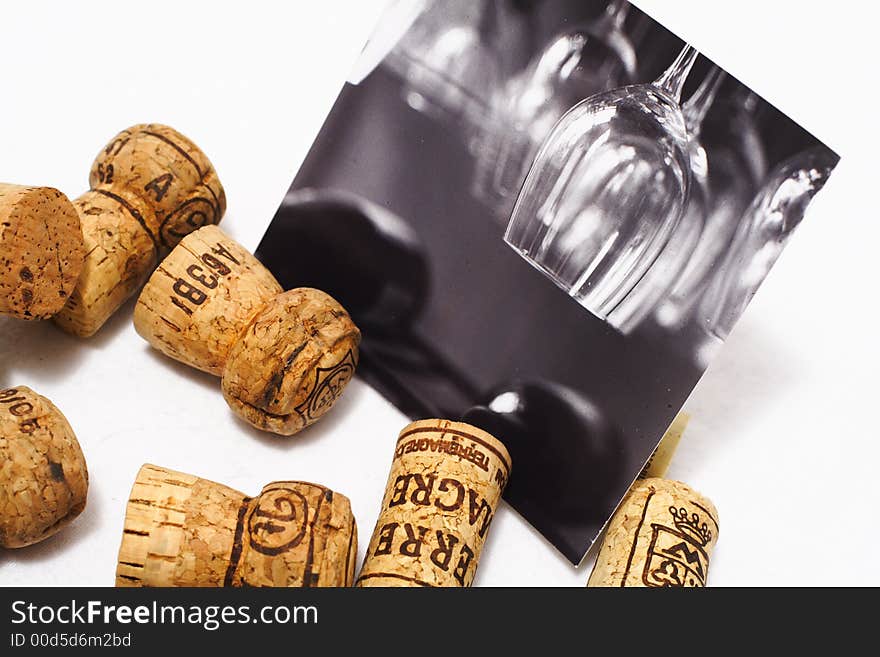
(654, 44), (699, 102)
(683, 66), (725, 137)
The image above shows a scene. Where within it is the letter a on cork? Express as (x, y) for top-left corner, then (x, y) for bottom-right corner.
(53, 124), (226, 337)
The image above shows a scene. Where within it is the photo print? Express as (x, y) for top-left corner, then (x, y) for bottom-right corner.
(256, 0), (838, 563)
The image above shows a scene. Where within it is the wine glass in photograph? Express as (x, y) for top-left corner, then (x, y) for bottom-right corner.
(472, 0), (637, 215)
(656, 85), (767, 328)
(383, 0), (502, 134)
(504, 44), (699, 324)
(701, 146), (837, 341)
(608, 65), (725, 333)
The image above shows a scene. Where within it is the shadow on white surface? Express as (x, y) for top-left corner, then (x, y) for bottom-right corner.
(141, 343), (219, 394)
(678, 316), (806, 478)
(1, 296), (139, 388)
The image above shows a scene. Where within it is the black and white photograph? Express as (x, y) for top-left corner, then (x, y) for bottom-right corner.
(258, 0), (838, 563)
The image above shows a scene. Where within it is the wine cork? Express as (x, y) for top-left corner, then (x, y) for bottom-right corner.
(53, 124), (226, 337)
(357, 419), (511, 587)
(116, 464), (357, 587)
(133, 225), (281, 374)
(0, 185), (85, 319)
(134, 225), (360, 436)
(221, 288), (360, 435)
(588, 478), (719, 587)
(0, 386), (88, 548)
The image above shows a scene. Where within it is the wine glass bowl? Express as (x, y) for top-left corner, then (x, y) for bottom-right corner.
(504, 76), (692, 323)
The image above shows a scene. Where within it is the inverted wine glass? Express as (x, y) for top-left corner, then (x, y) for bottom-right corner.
(701, 146), (838, 340)
(609, 65), (724, 332)
(504, 44), (699, 324)
(656, 84), (767, 328)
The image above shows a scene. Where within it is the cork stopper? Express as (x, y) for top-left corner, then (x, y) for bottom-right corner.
(134, 226), (360, 436)
(357, 419), (511, 587)
(221, 288), (360, 435)
(116, 464), (357, 587)
(0, 386), (88, 548)
(0, 184), (85, 320)
(53, 124), (226, 337)
(133, 225), (282, 375)
(587, 478), (719, 587)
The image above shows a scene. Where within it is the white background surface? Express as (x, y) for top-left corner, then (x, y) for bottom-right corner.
(0, 1), (877, 586)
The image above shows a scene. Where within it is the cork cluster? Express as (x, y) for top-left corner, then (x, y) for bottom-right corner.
(52, 123), (226, 337)
(0, 386), (88, 548)
(0, 125), (223, 334)
(116, 464), (357, 587)
(357, 419), (511, 587)
(588, 477), (719, 587)
(0, 184), (85, 319)
(133, 225), (360, 436)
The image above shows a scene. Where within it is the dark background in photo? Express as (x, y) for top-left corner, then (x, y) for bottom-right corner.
(256, 0), (838, 563)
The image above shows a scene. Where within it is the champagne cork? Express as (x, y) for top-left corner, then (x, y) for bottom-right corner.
(134, 225), (360, 436)
(0, 386), (88, 548)
(357, 419), (511, 587)
(53, 124), (226, 337)
(0, 185), (85, 319)
(116, 464), (357, 587)
(588, 478), (719, 587)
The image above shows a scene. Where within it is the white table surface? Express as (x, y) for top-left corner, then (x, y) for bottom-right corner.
(1, 0), (877, 586)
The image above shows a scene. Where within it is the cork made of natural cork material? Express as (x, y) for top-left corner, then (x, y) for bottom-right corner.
(53, 124), (226, 337)
(134, 225), (360, 436)
(0, 184), (85, 320)
(116, 464), (357, 587)
(0, 386), (88, 548)
(587, 478), (719, 587)
(357, 419), (511, 587)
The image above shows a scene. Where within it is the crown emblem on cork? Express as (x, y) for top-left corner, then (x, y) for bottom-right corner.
(669, 506), (712, 546)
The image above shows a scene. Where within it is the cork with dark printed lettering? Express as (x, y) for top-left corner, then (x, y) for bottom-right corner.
(133, 226), (360, 436)
(116, 464), (357, 587)
(53, 124), (226, 337)
(0, 387), (88, 548)
(0, 184), (85, 320)
(133, 225), (282, 375)
(357, 419), (511, 587)
(587, 478), (719, 587)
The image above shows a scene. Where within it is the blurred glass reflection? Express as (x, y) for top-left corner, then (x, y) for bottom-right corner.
(383, 0), (503, 136)
(701, 146), (837, 340)
(472, 0), (637, 216)
(656, 86), (767, 329)
(609, 66), (724, 332)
